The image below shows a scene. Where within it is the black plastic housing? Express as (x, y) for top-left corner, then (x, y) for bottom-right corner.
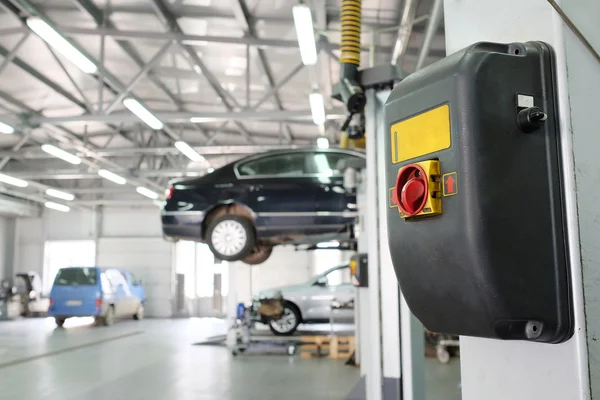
(384, 42), (572, 343)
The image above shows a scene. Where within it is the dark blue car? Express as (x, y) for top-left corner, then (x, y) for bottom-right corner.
(161, 148), (365, 264)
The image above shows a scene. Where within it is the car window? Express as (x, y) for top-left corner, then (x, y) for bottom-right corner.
(54, 268), (97, 286)
(306, 152), (365, 176)
(324, 266), (351, 286)
(237, 153), (310, 177)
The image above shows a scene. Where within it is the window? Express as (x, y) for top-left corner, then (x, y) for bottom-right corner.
(325, 266), (351, 286)
(237, 153), (309, 177)
(175, 241), (229, 299)
(307, 152), (366, 176)
(53, 268), (97, 286)
(43, 240), (96, 294)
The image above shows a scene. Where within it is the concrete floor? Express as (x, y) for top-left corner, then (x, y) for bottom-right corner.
(0, 318), (460, 400)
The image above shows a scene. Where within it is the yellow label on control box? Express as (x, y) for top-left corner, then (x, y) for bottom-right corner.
(390, 104), (451, 164)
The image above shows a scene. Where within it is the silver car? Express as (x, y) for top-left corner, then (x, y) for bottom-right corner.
(254, 264), (355, 335)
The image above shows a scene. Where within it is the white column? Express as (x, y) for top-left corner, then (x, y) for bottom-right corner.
(444, 0), (598, 398)
(226, 261), (239, 347)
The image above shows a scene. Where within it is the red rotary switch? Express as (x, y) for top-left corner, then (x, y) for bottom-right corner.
(396, 164), (428, 217)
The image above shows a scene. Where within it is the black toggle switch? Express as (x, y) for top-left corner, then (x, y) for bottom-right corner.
(517, 106), (548, 133)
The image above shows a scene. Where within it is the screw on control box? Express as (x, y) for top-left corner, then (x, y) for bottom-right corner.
(384, 42), (572, 344)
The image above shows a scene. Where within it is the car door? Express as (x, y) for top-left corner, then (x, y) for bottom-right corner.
(236, 151), (319, 237)
(303, 266), (355, 321)
(312, 151), (365, 233)
(106, 269), (135, 317)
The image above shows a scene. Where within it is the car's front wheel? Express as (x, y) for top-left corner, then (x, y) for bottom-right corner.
(269, 303), (301, 336)
(206, 215), (256, 261)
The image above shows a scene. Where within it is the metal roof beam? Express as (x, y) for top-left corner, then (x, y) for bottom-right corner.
(73, 0), (183, 109)
(53, 26), (443, 57)
(11, 108), (346, 125)
(231, 0), (293, 142)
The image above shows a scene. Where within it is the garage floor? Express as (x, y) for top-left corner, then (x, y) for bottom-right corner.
(0, 318), (460, 400)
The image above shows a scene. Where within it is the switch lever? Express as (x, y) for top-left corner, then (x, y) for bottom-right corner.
(517, 106), (548, 133)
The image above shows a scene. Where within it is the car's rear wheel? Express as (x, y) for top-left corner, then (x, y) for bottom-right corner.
(55, 317), (66, 327)
(133, 304), (144, 320)
(242, 243), (273, 265)
(102, 305), (115, 326)
(269, 302), (301, 336)
(206, 215), (255, 261)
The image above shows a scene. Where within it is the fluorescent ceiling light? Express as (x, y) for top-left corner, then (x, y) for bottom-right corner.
(26, 18), (97, 74)
(0, 121), (14, 134)
(293, 4), (318, 65)
(224, 68), (244, 77)
(193, 65), (202, 74)
(0, 173), (27, 188)
(317, 241), (339, 249)
(175, 141), (204, 162)
(41, 144), (81, 165)
(44, 201), (70, 213)
(123, 98), (164, 130)
(189, 117), (218, 123)
(45, 188), (75, 201)
(207, 167), (215, 173)
(136, 186), (159, 200)
(97, 169), (127, 185)
(317, 137), (329, 149)
(309, 93), (326, 125)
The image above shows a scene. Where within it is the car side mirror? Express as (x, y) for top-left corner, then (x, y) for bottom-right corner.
(314, 277), (328, 287)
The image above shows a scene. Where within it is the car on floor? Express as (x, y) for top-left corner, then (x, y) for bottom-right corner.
(161, 148), (365, 264)
(48, 267), (145, 327)
(253, 264), (355, 335)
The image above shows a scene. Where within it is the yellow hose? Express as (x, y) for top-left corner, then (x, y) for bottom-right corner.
(339, 0), (362, 65)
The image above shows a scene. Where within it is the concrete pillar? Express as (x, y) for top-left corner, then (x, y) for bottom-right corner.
(444, 0), (599, 398)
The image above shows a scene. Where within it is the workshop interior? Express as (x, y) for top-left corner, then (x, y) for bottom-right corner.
(0, 0), (597, 399)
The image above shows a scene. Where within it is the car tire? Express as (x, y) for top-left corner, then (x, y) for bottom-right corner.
(206, 215), (256, 261)
(269, 302), (301, 336)
(242, 243), (273, 265)
(55, 317), (66, 327)
(133, 304), (144, 320)
(102, 305), (115, 326)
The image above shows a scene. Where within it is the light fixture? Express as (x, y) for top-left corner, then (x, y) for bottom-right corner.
(175, 141), (204, 162)
(293, 4), (318, 65)
(189, 117), (218, 123)
(0, 121), (14, 134)
(44, 201), (70, 213)
(41, 144), (81, 165)
(26, 18), (97, 74)
(0, 173), (27, 188)
(45, 188), (75, 201)
(207, 167), (215, 173)
(136, 186), (159, 200)
(224, 68), (244, 77)
(123, 98), (164, 130)
(309, 93), (326, 125)
(317, 137), (329, 149)
(97, 169), (127, 185)
(317, 241), (339, 249)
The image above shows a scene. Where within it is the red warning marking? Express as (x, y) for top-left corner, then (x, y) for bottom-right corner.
(443, 172), (458, 197)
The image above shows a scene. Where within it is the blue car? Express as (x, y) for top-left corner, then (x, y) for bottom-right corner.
(48, 267), (145, 327)
(161, 148), (365, 264)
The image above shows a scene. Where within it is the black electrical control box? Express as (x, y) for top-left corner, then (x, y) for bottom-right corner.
(384, 42), (572, 343)
(350, 253), (368, 287)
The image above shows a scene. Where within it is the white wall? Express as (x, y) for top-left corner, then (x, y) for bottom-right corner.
(14, 206), (173, 317)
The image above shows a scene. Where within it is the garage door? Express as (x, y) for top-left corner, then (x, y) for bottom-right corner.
(97, 238), (173, 318)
